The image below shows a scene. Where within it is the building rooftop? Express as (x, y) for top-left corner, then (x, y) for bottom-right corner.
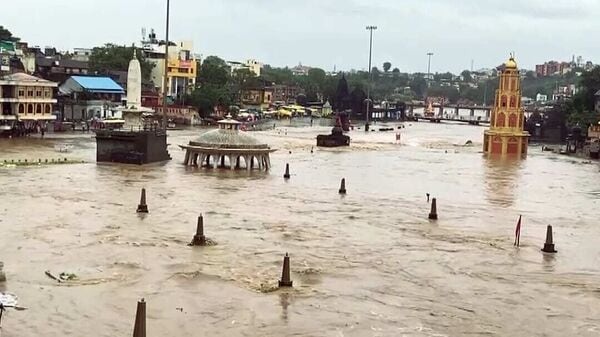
(36, 57), (89, 69)
(71, 76), (124, 93)
(0, 72), (57, 86)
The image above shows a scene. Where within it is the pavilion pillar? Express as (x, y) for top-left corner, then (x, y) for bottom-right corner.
(265, 155), (271, 170)
(229, 155), (235, 170)
(206, 155), (210, 167)
(258, 156), (264, 170)
(244, 156), (251, 171)
(198, 154), (206, 167)
(193, 153), (199, 166)
(236, 156), (240, 169)
(184, 150), (191, 166)
(213, 155), (219, 169)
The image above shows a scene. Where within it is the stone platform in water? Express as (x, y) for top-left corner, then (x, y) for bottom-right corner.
(95, 128), (171, 165)
(316, 126), (350, 147)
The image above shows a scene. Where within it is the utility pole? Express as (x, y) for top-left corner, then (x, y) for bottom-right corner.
(426, 52), (434, 86)
(161, 0), (170, 130)
(365, 25), (377, 131)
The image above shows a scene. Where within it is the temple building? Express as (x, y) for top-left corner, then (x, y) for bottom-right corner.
(94, 51), (170, 164)
(179, 115), (275, 171)
(483, 56), (529, 157)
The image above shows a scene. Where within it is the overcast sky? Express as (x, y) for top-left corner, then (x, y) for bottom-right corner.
(3, 0), (599, 73)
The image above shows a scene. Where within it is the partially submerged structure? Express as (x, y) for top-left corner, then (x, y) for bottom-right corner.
(179, 115), (275, 170)
(94, 51), (170, 164)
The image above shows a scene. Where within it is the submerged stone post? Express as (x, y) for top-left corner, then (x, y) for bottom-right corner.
(190, 215), (206, 246)
(541, 225), (557, 253)
(0, 262), (6, 282)
(132, 298), (146, 337)
(278, 253), (293, 288)
(428, 198), (438, 220)
(283, 163), (290, 179)
(136, 188), (149, 213)
(339, 178), (347, 195)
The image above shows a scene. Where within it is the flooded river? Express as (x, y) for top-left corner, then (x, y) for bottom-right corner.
(0, 122), (599, 337)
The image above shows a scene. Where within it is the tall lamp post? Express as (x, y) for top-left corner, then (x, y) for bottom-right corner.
(365, 25), (377, 131)
(161, 0), (171, 130)
(426, 52), (434, 86)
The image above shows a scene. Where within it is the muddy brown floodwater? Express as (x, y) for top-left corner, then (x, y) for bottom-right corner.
(0, 122), (599, 337)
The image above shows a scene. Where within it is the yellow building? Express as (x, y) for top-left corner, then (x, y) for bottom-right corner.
(146, 41), (197, 98)
(483, 56), (529, 157)
(0, 73), (57, 132)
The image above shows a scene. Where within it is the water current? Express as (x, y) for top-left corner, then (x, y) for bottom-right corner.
(0, 121), (599, 336)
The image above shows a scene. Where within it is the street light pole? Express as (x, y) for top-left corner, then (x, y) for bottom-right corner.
(161, 0), (170, 130)
(426, 52), (434, 86)
(365, 25), (377, 131)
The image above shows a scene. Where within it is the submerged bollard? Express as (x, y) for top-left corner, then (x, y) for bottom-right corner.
(283, 163), (290, 179)
(541, 225), (557, 253)
(132, 298), (146, 337)
(190, 215), (206, 246)
(136, 188), (149, 213)
(339, 178), (347, 195)
(0, 262), (6, 282)
(278, 253), (293, 288)
(428, 198), (438, 220)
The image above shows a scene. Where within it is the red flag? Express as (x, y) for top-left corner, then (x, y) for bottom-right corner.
(514, 215), (522, 247)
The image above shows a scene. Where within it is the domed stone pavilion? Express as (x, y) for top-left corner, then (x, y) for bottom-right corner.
(179, 115), (275, 170)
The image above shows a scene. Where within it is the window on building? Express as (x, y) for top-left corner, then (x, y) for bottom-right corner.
(18, 89), (24, 97)
(497, 113), (506, 127)
(18, 104), (24, 114)
(27, 89), (34, 97)
(27, 104), (33, 114)
(36, 90), (42, 97)
(509, 96), (517, 108)
(45, 105), (51, 114)
(45, 90), (51, 97)
(36, 104), (42, 114)
(508, 114), (517, 127)
(501, 95), (507, 108)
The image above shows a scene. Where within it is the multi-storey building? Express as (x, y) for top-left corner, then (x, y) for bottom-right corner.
(142, 31), (197, 99)
(0, 73), (57, 133)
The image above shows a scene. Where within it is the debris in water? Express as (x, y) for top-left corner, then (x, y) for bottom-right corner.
(0, 293), (18, 307)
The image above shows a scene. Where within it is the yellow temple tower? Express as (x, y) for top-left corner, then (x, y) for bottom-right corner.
(483, 55), (530, 157)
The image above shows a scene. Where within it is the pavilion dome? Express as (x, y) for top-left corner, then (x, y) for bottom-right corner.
(189, 128), (269, 149)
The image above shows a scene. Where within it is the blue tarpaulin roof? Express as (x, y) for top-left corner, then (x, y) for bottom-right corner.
(71, 76), (124, 93)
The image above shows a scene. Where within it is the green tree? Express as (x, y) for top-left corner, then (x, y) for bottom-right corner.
(460, 70), (472, 82)
(383, 62), (392, 73)
(198, 56), (230, 86)
(186, 56), (234, 115)
(89, 44), (154, 82)
(392, 68), (400, 74)
(409, 76), (428, 98)
(0, 25), (19, 42)
(307, 68), (326, 91)
(230, 68), (262, 104)
(187, 84), (231, 117)
(577, 66), (600, 111)
(261, 65), (294, 85)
